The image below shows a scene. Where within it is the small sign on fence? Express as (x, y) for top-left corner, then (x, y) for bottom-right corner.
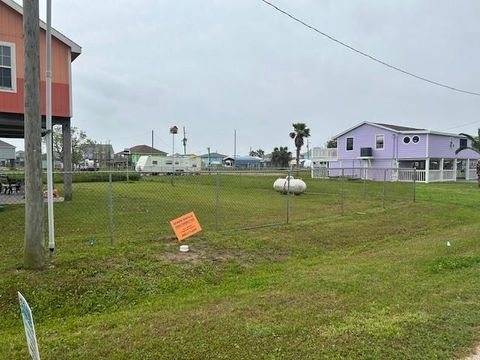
(18, 292), (41, 360)
(170, 212), (202, 241)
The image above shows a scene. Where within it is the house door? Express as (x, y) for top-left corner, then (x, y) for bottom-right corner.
(457, 160), (466, 179)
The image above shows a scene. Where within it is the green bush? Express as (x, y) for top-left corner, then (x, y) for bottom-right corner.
(1, 172), (140, 183)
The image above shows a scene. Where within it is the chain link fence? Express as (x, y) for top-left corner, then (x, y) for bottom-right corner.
(1, 169), (416, 245)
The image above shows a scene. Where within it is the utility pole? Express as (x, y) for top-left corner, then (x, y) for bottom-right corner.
(207, 146), (211, 172)
(182, 126), (187, 155)
(234, 129), (237, 168)
(151, 130), (154, 149)
(23, 0), (45, 269)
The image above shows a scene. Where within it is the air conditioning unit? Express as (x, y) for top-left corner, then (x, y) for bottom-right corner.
(360, 147), (373, 157)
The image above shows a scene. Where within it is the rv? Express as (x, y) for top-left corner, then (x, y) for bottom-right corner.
(135, 155), (201, 174)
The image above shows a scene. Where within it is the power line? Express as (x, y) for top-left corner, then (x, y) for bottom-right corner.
(442, 120), (480, 131)
(260, 0), (480, 97)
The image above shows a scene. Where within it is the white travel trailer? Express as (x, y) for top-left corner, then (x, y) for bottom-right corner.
(135, 155), (201, 174)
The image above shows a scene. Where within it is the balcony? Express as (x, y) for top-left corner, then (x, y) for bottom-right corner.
(311, 147), (337, 160)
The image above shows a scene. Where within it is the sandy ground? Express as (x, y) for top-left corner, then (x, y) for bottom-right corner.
(465, 345), (480, 359)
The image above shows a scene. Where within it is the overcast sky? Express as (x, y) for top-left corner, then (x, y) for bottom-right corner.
(6, 0), (480, 155)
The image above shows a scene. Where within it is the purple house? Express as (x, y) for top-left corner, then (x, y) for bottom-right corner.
(312, 122), (480, 183)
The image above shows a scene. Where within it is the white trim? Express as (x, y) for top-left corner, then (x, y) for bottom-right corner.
(332, 121), (467, 140)
(425, 157), (430, 183)
(1, 0), (82, 58)
(0, 41), (17, 93)
(411, 135), (421, 144)
(425, 134), (429, 157)
(375, 134), (385, 150)
(345, 136), (354, 151)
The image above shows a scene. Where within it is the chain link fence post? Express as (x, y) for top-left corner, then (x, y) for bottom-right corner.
(413, 167), (417, 203)
(108, 172), (114, 244)
(340, 168), (345, 216)
(286, 168), (291, 224)
(215, 171), (220, 232)
(363, 168), (367, 198)
(382, 168), (386, 209)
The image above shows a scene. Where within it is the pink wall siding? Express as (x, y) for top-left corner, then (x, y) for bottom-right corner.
(0, 1), (72, 117)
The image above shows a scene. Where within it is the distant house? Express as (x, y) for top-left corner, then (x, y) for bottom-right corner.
(82, 143), (114, 169)
(199, 152), (227, 167)
(115, 145), (167, 169)
(312, 122), (480, 183)
(223, 156), (263, 168)
(0, 139), (15, 168)
(15, 150), (24, 167)
(41, 152), (62, 170)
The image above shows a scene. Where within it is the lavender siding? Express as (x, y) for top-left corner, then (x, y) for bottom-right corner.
(456, 147), (480, 160)
(337, 124), (397, 160)
(335, 123), (480, 162)
(396, 134), (427, 159)
(427, 135), (479, 160)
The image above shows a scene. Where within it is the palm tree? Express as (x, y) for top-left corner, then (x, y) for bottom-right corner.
(289, 123), (310, 168)
(271, 147), (291, 168)
(456, 128), (480, 154)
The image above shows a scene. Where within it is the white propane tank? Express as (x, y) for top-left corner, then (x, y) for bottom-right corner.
(273, 176), (306, 195)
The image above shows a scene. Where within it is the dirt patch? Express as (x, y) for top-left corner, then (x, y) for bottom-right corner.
(158, 238), (238, 265)
(465, 344), (480, 360)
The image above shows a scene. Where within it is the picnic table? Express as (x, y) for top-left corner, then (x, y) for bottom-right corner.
(0, 175), (21, 195)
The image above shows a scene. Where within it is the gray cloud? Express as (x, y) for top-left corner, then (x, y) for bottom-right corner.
(6, 0), (480, 155)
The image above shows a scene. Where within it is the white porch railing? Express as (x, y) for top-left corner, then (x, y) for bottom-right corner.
(429, 170), (442, 182)
(426, 169), (455, 182)
(443, 170), (455, 181)
(398, 169), (426, 182)
(311, 167), (473, 182)
(468, 169), (477, 180)
(312, 148), (338, 160)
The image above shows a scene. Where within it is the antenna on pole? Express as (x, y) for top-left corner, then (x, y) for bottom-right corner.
(182, 126), (187, 155)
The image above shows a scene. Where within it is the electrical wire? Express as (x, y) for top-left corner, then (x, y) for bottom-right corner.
(442, 120), (480, 131)
(260, 0), (480, 97)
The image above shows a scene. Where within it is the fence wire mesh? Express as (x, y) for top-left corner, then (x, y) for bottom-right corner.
(0, 168), (418, 246)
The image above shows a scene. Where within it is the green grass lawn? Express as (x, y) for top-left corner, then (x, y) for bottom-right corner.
(1, 175), (480, 359)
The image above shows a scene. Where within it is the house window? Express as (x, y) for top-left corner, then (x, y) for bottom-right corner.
(403, 136), (411, 144)
(166, 161), (173, 165)
(412, 136), (420, 144)
(429, 159), (440, 170)
(0, 43), (15, 91)
(375, 135), (384, 149)
(152, 160), (158, 165)
(443, 159), (454, 170)
(346, 137), (354, 151)
(460, 138), (467, 148)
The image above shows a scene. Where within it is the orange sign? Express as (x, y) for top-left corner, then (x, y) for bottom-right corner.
(170, 212), (202, 241)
